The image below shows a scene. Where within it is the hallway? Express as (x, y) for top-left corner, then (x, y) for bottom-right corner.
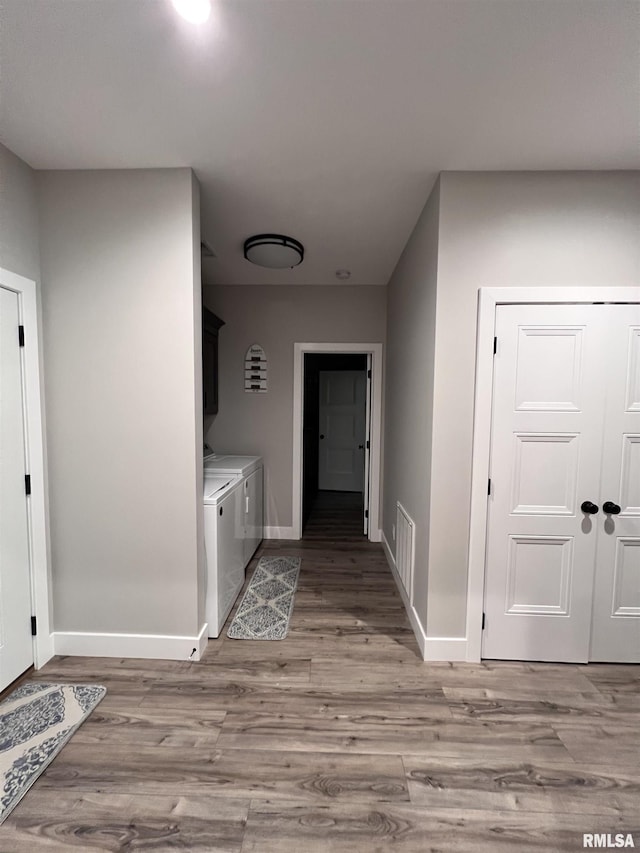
(3, 516), (639, 851)
(302, 489), (366, 541)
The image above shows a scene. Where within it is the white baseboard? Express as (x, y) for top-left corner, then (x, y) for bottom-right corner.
(196, 622), (209, 659)
(381, 531), (468, 662)
(53, 622), (209, 662)
(423, 636), (468, 661)
(264, 526), (296, 540)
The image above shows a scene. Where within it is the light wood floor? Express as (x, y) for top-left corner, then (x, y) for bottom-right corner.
(3, 493), (639, 851)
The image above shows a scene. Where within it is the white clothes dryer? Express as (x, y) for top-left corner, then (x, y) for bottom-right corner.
(203, 473), (244, 638)
(204, 452), (264, 565)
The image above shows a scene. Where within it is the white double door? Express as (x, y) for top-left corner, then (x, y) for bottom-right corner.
(483, 303), (640, 663)
(0, 286), (34, 690)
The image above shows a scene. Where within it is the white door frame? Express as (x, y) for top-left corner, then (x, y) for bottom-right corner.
(292, 342), (383, 542)
(466, 286), (640, 662)
(0, 267), (53, 669)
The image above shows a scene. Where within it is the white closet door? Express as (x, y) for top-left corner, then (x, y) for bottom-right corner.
(590, 305), (640, 662)
(483, 304), (608, 662)
(0, 287), (33, 690)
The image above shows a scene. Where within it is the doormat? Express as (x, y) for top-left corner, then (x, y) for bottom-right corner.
(227, 556), (301, 640)
(0, 681), (106, 824)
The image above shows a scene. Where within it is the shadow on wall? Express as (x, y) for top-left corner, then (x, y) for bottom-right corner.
(264, 466), (285, 530)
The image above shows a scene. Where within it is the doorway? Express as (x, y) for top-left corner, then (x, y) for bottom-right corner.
(303, 354), (367, 536)
(0, 285), (33, 689)
(0, 268), (52, 688)
(466, 288), (640, 664)
(292, 342), (383, 542)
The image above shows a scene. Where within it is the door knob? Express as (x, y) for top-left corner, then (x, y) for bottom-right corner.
(602, 501), (621, 515)
(358, 444), (364, 449)
(320, 434), (325, 439)
(580, 501), (599, 514)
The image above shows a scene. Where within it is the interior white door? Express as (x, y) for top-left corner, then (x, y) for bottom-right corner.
(363, 355), (372, 535)
(483, 304), (609, 662)
(318, 371), (366, 492)
(590, 305), (640, 662)
(0, 286), (33, 690)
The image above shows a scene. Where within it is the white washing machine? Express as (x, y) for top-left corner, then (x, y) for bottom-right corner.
(203, 473), (245, 638)
(204, 449), (264, 565)
(204, 448), (262, 479)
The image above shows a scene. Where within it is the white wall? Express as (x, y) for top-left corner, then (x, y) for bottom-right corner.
(382, 170), (640, 647)
(38, 168), (203, 639)
(428, 170), (640, 637)
(383, 178), (439, 628)
(203, 285), (386, 530)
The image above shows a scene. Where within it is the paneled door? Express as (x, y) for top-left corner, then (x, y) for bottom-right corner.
(318, 371), (367, 492)
(0, 286), (34, 690)
(590, 307), (640, 661)
(483, 303), (640, 663)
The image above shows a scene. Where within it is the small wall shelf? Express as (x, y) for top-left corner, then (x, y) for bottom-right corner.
(244, 344), (267, 393)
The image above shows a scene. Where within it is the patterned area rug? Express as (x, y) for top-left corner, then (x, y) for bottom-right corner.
(227, 556), (301, 640)
(0, 681), (106, 824)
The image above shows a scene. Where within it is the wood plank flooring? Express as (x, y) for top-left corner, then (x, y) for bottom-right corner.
(2, 493), (639, 851)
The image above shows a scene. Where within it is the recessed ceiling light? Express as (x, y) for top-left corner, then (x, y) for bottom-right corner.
(172, 0), (211, 24)
(244, 234), (304, 269)
(335, 269), (351, 280)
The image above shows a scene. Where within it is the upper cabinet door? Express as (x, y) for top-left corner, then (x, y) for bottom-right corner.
(203, 307), (224, 415)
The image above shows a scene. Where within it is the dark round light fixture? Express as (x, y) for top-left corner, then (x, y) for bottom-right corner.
(243, 234), (304, 269)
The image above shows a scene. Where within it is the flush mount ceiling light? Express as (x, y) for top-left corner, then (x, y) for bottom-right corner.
(243, 234), (304, 269)
(172, 0), (211, 24)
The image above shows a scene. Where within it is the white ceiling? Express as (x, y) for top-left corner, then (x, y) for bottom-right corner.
(1, 0), (638, 286)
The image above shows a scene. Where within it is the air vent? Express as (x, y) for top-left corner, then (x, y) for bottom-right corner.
(200, 240), (217, 258)
(395, 502), (415, 603)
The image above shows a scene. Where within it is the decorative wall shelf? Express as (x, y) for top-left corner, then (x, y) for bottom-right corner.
(244, 344), (267, 393)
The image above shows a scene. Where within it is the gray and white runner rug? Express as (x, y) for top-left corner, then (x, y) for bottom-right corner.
(227, 556), (301, 640)
(0, 681), (106, 824)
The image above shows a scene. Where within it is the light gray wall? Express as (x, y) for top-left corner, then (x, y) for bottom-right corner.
(0, 143), (41, 283)
(428, 170), (640, 637)
(383, 178), (440, 628)
(0, 143), (55, 630)
(38, 168), (202, 636)
(202, 285), (387, 529)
